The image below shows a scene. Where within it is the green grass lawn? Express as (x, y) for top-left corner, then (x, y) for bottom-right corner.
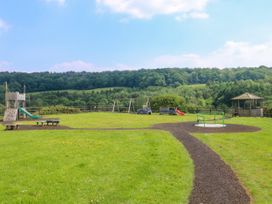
(0, 129), (193, 204)
(194, 117), (272, 203)
(45, 112), (195, 128)
(2, 112), (272, 203)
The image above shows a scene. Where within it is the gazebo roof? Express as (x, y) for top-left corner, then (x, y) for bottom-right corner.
(232, 92), (263, 100)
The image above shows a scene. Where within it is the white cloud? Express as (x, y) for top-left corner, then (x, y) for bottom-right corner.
(50, 60), (138, 72)
(45, 0), (65, 6)
(150, 41), (272, 68)
(49, 41), (272, 73)
(0, 18), (10, 31)
(0, 61), (13, 71)
(176, 11), (209, 21)
(50, 60), (96, 72)
(96, 0), (210, 20)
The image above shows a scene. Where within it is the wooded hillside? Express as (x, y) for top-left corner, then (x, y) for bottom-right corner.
(1, 67), (272, 112)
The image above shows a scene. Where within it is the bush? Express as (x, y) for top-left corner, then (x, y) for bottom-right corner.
(151, 95), (186, 112)
(38, 106), (81, 115)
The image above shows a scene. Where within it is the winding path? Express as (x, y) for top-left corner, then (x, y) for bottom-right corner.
(9, 122), (261, 203)
(154, 122), (260, 204)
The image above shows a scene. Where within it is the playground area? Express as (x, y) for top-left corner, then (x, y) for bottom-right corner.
(0, 111), (271, 203)
(2, 83), (60, 130)
(0, 85), (271, 203)
(195, 111), (227, 128)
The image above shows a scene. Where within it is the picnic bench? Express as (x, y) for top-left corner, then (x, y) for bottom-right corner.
(36, 119), (60, 126)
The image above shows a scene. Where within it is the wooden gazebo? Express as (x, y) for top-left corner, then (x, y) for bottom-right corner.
(231, 92), (263, 117)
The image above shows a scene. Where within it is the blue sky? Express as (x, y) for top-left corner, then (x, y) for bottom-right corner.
(1, 0), (272, 72)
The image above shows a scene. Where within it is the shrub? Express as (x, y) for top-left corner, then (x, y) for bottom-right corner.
(38, 106), (81, 115)
(151, 95), (186, 112)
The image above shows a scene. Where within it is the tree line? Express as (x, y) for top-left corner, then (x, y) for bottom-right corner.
(15, 79), (272, 112)
(0, 66), (271, 93)
(1, 67), (272, 114)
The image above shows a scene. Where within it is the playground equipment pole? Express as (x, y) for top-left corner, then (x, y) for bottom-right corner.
(4, 82), (8, 108)
(222, 112), (225, 125)
(23, 85), (26, 118)
(146, 97), (150, 108)
(112, 101), (116, 112)
(128, 98), (132, 113)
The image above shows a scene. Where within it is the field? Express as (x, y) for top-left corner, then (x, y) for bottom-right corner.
(0, 114), (194, 204)
(49, 112), (196, 128)
(194, 117), (272, 203)
(0, 113), (272, 203)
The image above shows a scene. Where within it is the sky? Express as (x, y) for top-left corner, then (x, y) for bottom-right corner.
(1, 0), (272, 72)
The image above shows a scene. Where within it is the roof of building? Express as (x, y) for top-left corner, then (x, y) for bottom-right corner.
(232, 92), (263, 100)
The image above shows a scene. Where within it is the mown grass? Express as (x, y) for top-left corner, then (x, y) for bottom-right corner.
(0, 129), (193, 204)
(194, 117), (272, 203)
(43, 112), (196, 128)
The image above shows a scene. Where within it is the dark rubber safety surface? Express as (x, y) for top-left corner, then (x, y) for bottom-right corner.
(154, 122), (260, 204)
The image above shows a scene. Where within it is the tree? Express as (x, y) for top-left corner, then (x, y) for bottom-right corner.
(151, 95), (185, 112)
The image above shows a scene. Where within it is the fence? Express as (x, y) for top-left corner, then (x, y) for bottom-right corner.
(0, 105), (271, 118)
(263, 109), (272, 117)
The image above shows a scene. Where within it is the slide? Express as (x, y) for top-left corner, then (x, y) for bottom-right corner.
(19, 107), (41, 119)
(176, 109), (185, 116)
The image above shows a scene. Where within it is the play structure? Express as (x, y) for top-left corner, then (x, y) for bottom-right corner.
(2, 83), (43, 130)
(160, 107), (185, 116)
(3, 83), (41, 123)
(176, 109), (185, 116)
(195, 112), (226, 128)
(137, 98), (152, 115)
(112, 99), (136, 113)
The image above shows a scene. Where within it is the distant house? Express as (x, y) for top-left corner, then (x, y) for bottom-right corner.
(231, 92), (263, 117)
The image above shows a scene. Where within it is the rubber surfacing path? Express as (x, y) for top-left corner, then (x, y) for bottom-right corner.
(154, 122), (261, 204)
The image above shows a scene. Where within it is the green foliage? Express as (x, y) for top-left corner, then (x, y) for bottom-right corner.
(1, 67), (272, 112)
(0, 67), (272, 92)
(151, 95), (185, 112)
(38, 105), (80, 115)
(209, 80), (272, 107)
(13, 78), (272, 113)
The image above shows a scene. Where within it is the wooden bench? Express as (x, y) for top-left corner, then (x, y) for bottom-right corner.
(36, 120), (47, 126)
(46, 119), (60, 126)
(36, 119), (60, 126)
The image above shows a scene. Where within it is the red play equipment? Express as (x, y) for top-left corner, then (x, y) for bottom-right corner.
(176, 108), (185, 116)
